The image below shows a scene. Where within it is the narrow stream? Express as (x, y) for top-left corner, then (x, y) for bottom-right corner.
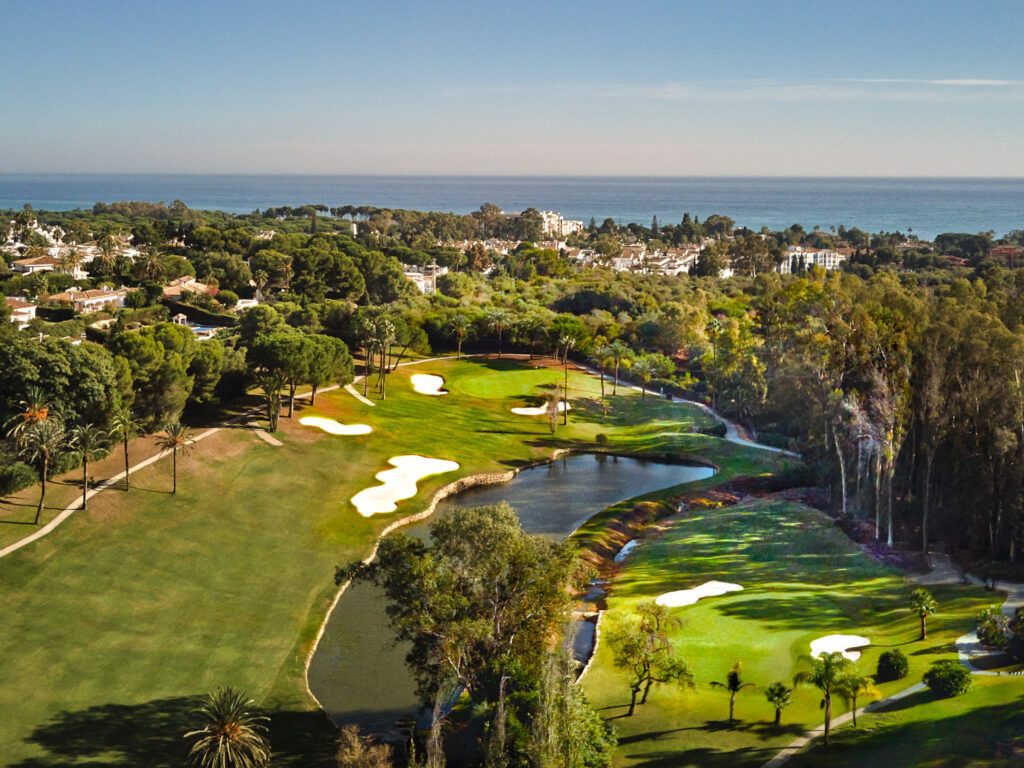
(307, 453), (715, 734)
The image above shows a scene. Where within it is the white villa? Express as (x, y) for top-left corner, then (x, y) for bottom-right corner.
(5, 297), (37, 329)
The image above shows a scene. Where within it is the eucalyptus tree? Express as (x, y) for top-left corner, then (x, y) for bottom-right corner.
(19, 418), (67, 525)
(68, 423), (108, 511)
(184, 687), (270, 768)
(710, 661), (755, 727)
(156, 419), (194, 494)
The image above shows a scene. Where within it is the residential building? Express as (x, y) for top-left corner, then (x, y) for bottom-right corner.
(5, 297), (37, 329)
(163, 276), (219, 300)
(538, 211), (584, 238)
(49, 287), (132, 313)
(403, 264), (448, 294)
(12, 255), (60, 274)
(777, 245), (850, 274)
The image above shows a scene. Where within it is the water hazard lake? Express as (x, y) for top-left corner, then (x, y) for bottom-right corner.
(307, 453), (715, 733)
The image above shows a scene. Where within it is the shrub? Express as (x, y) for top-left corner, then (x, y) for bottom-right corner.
(923, 660), (972, 698)
(699, 421), (728, 438)
(595, 433), (609, 445)
(976, 606), (1009, 648)
(876, 649), (909, 682)
(0, 461), (38, 496)
(217, 289), (239, 308)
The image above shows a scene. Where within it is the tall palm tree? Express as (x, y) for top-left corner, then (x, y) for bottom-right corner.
(5, 386), (51, 448)
(839, 670), (878, 727)
(632, 355), (656, 401)
(560, 335), (576, 425)
(710, 661), (755, 727)
(486, 308), (510, 358)
(591, 343), (614, 401)
(609, 340), (630, 396)
(19, 418), (67, 525)
(450, 312), (471, 360)
(68, 424), (108, 511)
(156, 420), (194, 494)
(764, 681), (792, 725)
(909, 588), (938, 640)
(184, 687), (271, 768)
(793, 652), (854, 746)
(108, 408), (141, 490)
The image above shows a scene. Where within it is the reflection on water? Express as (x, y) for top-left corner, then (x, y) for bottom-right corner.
(307, 454), (714, 733)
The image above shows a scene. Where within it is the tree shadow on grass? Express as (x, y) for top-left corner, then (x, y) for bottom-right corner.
(12, 696), (338, 768)
(621, 745), (779, 768)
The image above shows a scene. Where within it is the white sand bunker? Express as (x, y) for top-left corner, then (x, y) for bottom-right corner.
(656, 580), (744, 607)
(299, 417), (373, 436)
(411, 374), (448, 396)
(351, 456), (460, 517)
(511, 401), (571, 416)
(810, 634), (870, 662)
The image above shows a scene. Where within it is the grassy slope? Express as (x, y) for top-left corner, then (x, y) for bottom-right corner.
(581, 498), (1002, 768)
(0, 357), (741, 767)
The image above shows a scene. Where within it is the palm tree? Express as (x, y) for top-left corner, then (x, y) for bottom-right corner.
(450, 312), (471, 360)
(156, 420), (194, 494)
(793, 652), (854, 746)
(632, 355), (656, 401)
(5, 386), (51, 448)
(140, 248), (164, 281)
(609, 340), (630, 396)
(909, 588), (938, 640)
(764, 681), (792, 725)
(560, 335), (576, 425)
(591, 343), (614, 401)
(68, 424), (107, 511)
(108, 408), (141, 490)
(710, 661), (755, 727)
(19, 418), (67, 525)
(839, 670), (878, 727)
(184, 687), (271, 768)
(95, 229), (118, 273)
(57, 247), (82, 275)
(486, 308), (510, 358)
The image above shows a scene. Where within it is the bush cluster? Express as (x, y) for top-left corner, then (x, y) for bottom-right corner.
(876, 649), (908, 682)
(923, 660), (972, 698)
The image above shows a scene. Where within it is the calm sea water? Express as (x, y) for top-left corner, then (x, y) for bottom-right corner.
(1, 174), (1022, 240)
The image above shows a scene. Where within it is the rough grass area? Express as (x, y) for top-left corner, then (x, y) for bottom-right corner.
(0, 357), (759, 767)
(582, 498), (1002, 768)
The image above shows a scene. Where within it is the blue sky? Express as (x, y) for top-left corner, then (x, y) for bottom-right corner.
(1, 0), (1022, 175)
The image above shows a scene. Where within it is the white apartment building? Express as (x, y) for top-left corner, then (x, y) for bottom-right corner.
(777, 245), (850, 274)
(539, 211), (584, 238)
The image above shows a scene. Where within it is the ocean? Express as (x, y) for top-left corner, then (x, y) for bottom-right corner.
(1, 174), (1022, 240)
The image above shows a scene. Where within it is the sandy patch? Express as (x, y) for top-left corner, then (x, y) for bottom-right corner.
(511, 402), (571, 416)
(810, 634), (870, 662)
(299, 416), (373, 436)
(351, 455), (460, 517)
(656, 580), (744, 607)
(411, 374), (448, 396)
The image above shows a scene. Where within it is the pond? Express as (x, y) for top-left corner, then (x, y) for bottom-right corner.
(306, 453), (715, 734)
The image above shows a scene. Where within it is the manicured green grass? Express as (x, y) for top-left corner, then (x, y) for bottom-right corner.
(0, 357), (749, 767)
(582, 498), (1002, 768)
